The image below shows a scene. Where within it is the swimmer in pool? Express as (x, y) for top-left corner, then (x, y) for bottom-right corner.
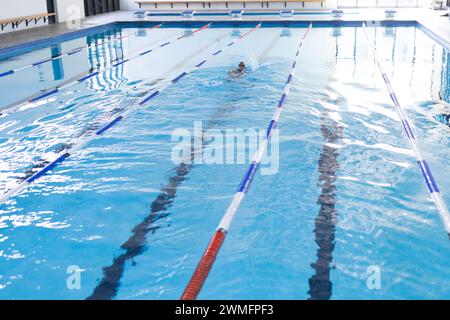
(228, 62), (246, 77)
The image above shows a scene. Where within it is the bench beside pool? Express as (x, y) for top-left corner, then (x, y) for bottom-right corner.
(0, 13), (55, 31)
(136, 0), (326, 9)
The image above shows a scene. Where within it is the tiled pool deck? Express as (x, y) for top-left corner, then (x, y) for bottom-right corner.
(0, 8), (448, 51)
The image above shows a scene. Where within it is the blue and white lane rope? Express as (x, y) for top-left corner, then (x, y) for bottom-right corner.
(0, 23), (260, 201)
(0, 23), (212, 116)
(362, 23), (450, 237)
(181, 23), (313, 300)
(0, 23), (262, 204)
(0, 33), (130, 80)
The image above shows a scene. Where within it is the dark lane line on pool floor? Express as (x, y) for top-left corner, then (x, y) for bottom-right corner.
(308, 99), (344, 300)
(181, 25), (312, 300)
(86, 95), (243, 300)
(87, 31), (283, 300)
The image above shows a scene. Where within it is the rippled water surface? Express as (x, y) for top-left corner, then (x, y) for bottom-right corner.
(0, 23), (449, 299)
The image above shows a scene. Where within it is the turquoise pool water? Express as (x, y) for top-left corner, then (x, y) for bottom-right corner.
(0, 22), (449, 299)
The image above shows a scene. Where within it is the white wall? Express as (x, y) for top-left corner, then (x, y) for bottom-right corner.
(0, 0), (48, 19)
(0, 0), (87, 33)
(54, 0), (86, 22)
(120, 0), (141, 10)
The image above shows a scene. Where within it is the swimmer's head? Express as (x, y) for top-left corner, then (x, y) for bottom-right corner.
(238, 62), (245, 71)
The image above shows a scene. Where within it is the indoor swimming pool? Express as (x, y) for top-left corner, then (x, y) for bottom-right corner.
(0, 21), (449, 299)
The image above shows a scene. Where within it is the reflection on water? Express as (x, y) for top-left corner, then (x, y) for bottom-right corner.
(50, 44), (64, 81)
(86, 29), (128, 91)
(0, 25), (448, 299)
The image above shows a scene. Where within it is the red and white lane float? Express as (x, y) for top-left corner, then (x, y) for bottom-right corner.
(181, 23), (313, 300)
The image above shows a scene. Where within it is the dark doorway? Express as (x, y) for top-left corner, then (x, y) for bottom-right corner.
(46, 0), (56, 24)
(84, 0), (120, 17)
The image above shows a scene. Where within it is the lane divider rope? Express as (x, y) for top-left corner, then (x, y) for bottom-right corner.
(0, 32), (130, 79)
(180, 23), (313, 300)
(1, 31), (230, 197)
(0, 23), (262, 204)
(86, 31), (282, 300)
(0, 22), (213, 116)
(0, 23), (160, 115)
(362, 23), (450, 237)
(176, 22), (211, 40)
